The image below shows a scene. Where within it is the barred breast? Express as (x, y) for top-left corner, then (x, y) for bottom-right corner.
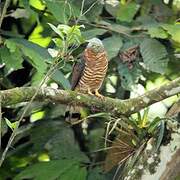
(77, 49), (108, 92)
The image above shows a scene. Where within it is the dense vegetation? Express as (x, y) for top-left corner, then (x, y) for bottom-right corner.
(0, 0), (180, 179)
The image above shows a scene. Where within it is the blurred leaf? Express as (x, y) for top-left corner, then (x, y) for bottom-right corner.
(44, 0), (74, 23)
(87, 128), (104, 152)
(29, 120), (88, 163)
(118, 62), (142, 90)
(31, 71), (44, 85)
(79, 0), (103, 21)
(51, 69), (70, 89)
(0, 47), (23, 71)
(154, 120), (165, 152)
(139, 108), (149, 128)
(48, 23), (64, 39)
(103, 35), (123, 60)
(21, 0), (39, 21)
(147, 26), (168, 39)
(5, 118), (18, 131)
(88, 167), (105, 180)
(161, 24), (180, 44)
(9, 8), (30, 19)
(117, 2), (140, 22)
(5, 38), (52, 74)
(105, 2), (119, 17)
(29, 0), (45, 10)
(148, 117), (162, 134)
(45, 125), (89, 162)
(28, 24), (51, 47)
(14, 159), (87, 180)
(82, 28), (107, 39)
(140, 39), (169, 74)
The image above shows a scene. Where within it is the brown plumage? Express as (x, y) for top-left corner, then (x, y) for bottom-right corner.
(65, 38), (108, 123)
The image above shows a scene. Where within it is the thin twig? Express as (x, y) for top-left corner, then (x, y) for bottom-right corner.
(0, 0), (11, 28)
(0, 94), (1, 149)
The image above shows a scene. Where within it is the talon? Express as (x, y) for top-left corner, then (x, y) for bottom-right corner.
(95, 89), (104, 99)
(88, 88), (94, 96)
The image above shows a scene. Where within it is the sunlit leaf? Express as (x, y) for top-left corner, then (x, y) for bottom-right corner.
(5, 118), (18, 131)
(161, 24), (180, 44)
(148, 26), (168, 39)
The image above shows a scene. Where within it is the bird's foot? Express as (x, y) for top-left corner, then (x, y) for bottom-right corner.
(95, 90), (104, 99)
(88, 88), (94, 96)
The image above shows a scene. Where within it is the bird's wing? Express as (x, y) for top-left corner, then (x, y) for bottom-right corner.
(71, 56), (85, 90)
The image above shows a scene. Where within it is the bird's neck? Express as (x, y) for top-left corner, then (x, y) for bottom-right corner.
(84, 48), (106, 63)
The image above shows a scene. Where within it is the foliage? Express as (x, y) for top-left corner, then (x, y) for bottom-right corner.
(0, 0), (179, 179)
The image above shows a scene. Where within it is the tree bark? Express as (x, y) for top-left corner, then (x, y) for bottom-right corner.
(1, 77), (180, 116)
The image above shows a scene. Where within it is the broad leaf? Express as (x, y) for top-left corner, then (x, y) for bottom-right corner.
(117, 2), (140, 22)
(5, 38), (52, 75)
(0, 47), (23, 72)
(140, 39), (169, 74)
(103, 35), (123, 60)
(161, 24), (180, 44)
(44, 0), (72, 23)
(118, 62), (142, 90)
(14, 159), (87, 180)
(51, 69), (71, 89)
(147, 26), (168, 39)
(82, 28), (107, 39)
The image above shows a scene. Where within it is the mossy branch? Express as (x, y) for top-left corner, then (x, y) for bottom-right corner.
(1, 77), (180, 116)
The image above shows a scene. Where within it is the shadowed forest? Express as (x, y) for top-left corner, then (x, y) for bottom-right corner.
(0, 0), (180, 179)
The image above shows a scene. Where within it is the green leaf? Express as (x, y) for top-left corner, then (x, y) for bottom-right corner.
(154, 120), (165, 152)
(5, 118), (18, 131)
(140, 39), (169, 74)
(14, 159), (86, 180)
(148, 26), (168, 39)
(48, 23), (64, 39)
(161, 24), (180, 44)
(103, 35), (123, 60)
(44, 1), (70, 23)
(117, 2), (140, 22)
(9, 8), (30, 19)
(82, 28), (107, 39)
(5, 38), (52, 74)
(29, 120), (88, 162)
(148, 117), (162, 134)
(51, 70), (70, 89)
(0, 47), (23, 72)
(31, 71), (45, 85)
(88, 167), (105, 180)
(118, 62), (142, 90)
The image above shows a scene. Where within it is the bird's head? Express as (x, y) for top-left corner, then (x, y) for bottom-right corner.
(86, 38), (104, 53)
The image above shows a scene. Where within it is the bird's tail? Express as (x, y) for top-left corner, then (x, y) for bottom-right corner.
(65, 105), (82, 124)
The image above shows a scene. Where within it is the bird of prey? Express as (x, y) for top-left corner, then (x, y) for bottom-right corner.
(65, 38), (108, 122)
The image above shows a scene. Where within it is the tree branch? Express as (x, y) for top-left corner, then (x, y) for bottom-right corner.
(1, 77), (180, 116)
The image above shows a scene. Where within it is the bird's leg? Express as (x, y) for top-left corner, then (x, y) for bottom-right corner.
(95, 89), (104, 99)
(88, 88), (94, 96)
